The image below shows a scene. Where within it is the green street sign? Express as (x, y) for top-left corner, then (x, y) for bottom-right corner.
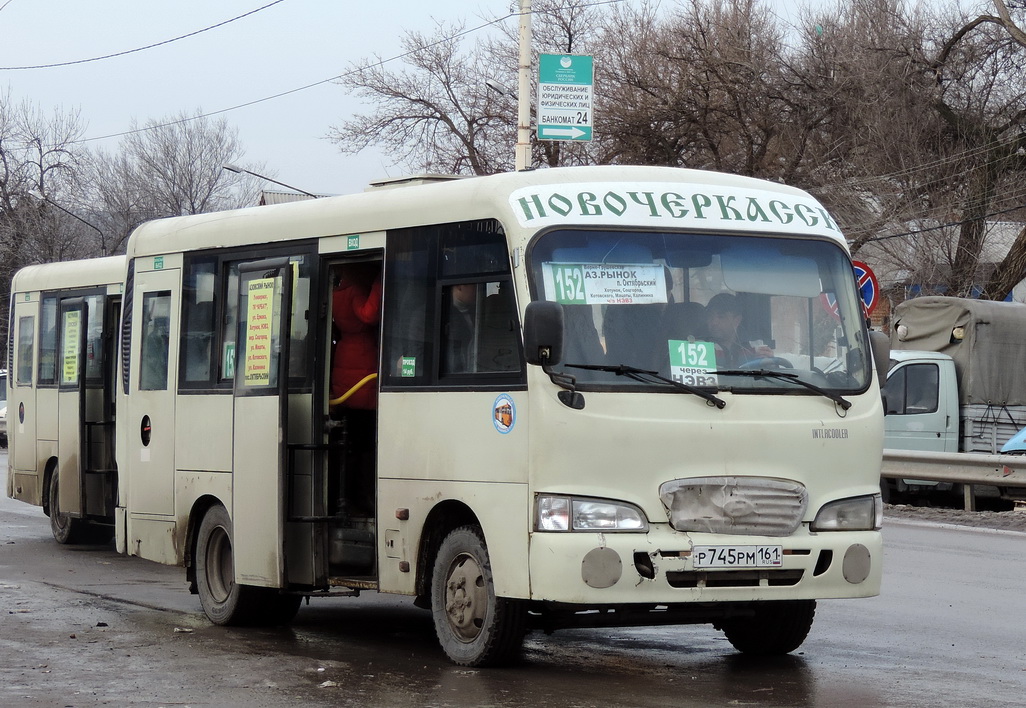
(537, 54), (593, 142)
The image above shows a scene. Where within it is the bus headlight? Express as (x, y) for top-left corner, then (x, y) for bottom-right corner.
(811, 494), (883, 531)
(536, 495), (649, 532)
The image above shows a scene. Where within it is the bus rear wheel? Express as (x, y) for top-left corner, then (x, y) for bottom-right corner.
(49, 469), (86, 545)
(195, 505), (260, 625)
(430, 525), (527, 667)
(719, 600), (816, 655)
(195, 505), (302, 626)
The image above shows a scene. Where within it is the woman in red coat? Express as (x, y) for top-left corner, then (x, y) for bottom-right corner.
(331, 263), (382, 410)
(330, 263), (382, 520)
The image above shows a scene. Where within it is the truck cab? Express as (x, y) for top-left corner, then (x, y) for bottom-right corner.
(883, 350), (959, 453)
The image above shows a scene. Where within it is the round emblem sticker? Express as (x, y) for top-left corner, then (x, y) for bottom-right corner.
(492, 394), (516, 434)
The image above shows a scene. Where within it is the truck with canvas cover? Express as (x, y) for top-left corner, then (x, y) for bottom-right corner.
(884, 296), (1026, 499)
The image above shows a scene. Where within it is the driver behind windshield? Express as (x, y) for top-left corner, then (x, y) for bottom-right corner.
(706, 293), (772, 368)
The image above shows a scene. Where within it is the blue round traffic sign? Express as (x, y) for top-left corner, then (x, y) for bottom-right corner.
(852, 261), (879, 315)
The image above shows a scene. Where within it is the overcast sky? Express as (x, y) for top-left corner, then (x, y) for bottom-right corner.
(0, 0), (808, 198)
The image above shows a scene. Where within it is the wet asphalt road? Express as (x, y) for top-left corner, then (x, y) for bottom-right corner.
(2, 452), (1024, 707)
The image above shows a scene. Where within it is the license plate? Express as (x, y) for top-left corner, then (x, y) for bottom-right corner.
(692, 545), (783, 568)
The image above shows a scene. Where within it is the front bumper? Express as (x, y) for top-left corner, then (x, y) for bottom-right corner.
(528, 522), (881, 606)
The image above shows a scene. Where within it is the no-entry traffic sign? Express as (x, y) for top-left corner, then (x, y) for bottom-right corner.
(853, 261), (880, 315)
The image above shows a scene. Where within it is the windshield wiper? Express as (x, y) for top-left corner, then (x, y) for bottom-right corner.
(563, 363), (726, 409)
(715, 369), (851, 410)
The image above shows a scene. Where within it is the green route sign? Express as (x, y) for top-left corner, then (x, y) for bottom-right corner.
(537, 53), (593, 142)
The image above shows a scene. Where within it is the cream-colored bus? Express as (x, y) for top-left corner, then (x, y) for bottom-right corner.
(7, 256), (125, 544)
(9, 166), (888, 666)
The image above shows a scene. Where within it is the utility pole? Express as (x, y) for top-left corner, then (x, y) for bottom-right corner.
(515, 0), (532, 171)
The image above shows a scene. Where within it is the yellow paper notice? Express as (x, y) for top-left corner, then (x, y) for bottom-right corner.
(62, 310), (81, 385)
(243, 278), (275, 386)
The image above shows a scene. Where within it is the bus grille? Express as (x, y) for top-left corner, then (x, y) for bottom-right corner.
(658, 477), (808, 537)
(666, 569), (805, 588)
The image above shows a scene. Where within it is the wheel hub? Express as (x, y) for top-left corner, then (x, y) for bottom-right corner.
(444, 553), (487, 642)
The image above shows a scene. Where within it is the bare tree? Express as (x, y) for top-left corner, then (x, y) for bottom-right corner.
(329, 21), (511, 176)
(85, 111), (258, 255)
(329, 1), (606, 175)
(595, 0), (794, 176)
(329, 0), (1026, 300)
(0, 92), (91, 365)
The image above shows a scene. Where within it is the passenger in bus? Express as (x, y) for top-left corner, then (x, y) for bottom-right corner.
(331, 263), (382, 518)
(478, 284), (518, 371)
(445, 282), (478, 373)
(706, 293), (771, 368)
(331, 264), (382, 408)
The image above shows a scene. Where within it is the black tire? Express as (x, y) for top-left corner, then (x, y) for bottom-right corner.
(195, 505), (262, 626)
(49, 468), (86, 545)
(431, 525), (527, 667)
(720, 600), (816, 655)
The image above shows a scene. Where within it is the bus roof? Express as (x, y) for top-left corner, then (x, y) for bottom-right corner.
(11, 255), (126, 293)
(126, 166), (846, 258)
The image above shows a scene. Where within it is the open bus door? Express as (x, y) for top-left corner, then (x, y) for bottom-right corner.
(231, 259), (292, 588)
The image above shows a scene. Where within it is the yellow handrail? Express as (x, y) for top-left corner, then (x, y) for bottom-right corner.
(328, 373), (378, 407)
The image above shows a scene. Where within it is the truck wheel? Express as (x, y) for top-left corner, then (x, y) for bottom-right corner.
(720, 600), (816, 655)
(49, 469), (86, 545)
(431, 525), (527, 667)
(195, 505), (261, 625)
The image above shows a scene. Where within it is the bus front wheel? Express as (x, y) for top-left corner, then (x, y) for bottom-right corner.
(719, 600), (816, 655)
(49, 469), (86, 545)
(430, 525), (527, 667)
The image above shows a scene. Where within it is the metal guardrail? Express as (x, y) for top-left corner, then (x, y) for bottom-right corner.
(882, 449), (1026, 510)
(882, 449), (1026, 487)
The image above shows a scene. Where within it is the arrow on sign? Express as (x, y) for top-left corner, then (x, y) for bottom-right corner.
(539, 126), (588, 139)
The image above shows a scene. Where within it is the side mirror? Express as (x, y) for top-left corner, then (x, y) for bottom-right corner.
(523, 301), (564, 366)
(869, 330), (890, 389)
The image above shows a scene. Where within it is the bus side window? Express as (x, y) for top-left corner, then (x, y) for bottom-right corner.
(477, 283), (518, 372)
(220, 263), (241, 381)
(182, 260), (217, 385)
(383, 230), (434, 385)
(84, 295), (105, 383)
(140, 292), (172, 391)
(37, 296), (57, 386)
(16, 316), (35, 386)
(383, 219), (524, 387)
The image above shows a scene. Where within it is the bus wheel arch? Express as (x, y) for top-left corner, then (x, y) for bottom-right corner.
(415, 500), (479, 601)
(186, 495), (225, 593)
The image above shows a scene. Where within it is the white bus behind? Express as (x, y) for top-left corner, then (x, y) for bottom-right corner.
(7, 256), (125, 543)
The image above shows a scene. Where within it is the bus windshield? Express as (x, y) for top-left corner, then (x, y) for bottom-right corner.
(528, 229), (871, 394)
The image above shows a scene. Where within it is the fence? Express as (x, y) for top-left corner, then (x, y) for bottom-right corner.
(882, 450), (1026, 510)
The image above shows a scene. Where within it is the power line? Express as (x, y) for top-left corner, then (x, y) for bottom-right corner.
(71, 0), (626, 145)
(0, 0), (288, 71)
(72, 10), (520, 144)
